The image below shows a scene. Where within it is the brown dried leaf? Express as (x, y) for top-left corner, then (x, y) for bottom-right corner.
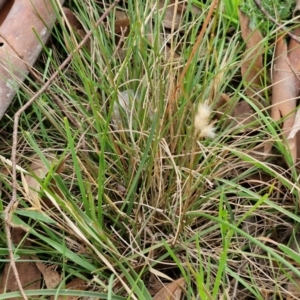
(21, 157), (53, 210)
(232, 101), (256, 128)
(153, 277), (185, 300)
(0, 228), (42, 298)
(215, 93), (256, 132)
(148, 277), (164, 296)
(271, 36), (297, 162)
(33, 256), (62, 289)
(288, 27), (300, 163)
(238, 10), (264, 98)
(62, 7), (87, 53)
(158, 1), (182, 30)
(114, 10), (130, 36)
(49, 278), (87, 300)
(289, 108), (300, 141)
(288, 27), (300, 100)
(287, 276), (300, 300)
(63, 7), (85, 33)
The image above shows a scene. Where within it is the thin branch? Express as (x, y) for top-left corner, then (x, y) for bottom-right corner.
(253, 0), (300, 44)
(4, 1), (120, 299)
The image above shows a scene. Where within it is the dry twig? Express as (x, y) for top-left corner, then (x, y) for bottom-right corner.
(4, 1), (120, 299)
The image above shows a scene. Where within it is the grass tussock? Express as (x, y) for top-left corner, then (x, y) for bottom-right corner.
(0, 0), (300, 299)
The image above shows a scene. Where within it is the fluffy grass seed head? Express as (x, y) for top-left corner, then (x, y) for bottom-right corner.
(194, 101), (216, 138)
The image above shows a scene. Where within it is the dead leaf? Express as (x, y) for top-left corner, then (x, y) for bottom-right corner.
(289, 108), (300, 140)
(33, 256), (62, 289)
(21, 157), (53, 210)
(63, 7), (87, 52)
(238, 10), (264, 99)
(271, 36), (297, 162)
(0, 0), (65, 120)
(0, 228), (42, 298)
(114, 10), (130, 36)
(232, 101), (256, 129)
(287, 276), (300, 300)
(287, 27), (300, 163)
(148, 278), (164, 296)
(158, 1), (182, 30)
(49, 277), (87, 300)
(148, 267), (174, 296)
(215, 94), (256, 132)
(153, 277), (185, 300)
(63, 7), (85, 34)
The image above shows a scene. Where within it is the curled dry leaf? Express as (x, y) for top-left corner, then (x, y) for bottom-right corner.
(238, 9), (264, 99)
(153, 277), (185, 300)
(0, 0), (64, 120)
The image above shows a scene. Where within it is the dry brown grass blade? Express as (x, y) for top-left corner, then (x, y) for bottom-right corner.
(238, 9), (264, 99)
(271, 36), (297, 162)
